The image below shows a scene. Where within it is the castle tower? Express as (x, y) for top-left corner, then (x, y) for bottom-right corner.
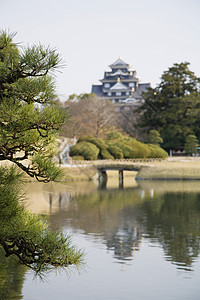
(92, 57), (150, 104)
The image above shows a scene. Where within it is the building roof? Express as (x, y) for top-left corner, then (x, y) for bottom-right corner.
(137, 83), (151, 93)
(109, 69), (128, 77)
(110, 80), (128, 90)
(91, 84), (103, 96)
(109, 57), (129, 69)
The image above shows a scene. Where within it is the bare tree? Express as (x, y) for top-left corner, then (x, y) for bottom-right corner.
(62, 94), (117, 138)
(117, 105), (142, 140)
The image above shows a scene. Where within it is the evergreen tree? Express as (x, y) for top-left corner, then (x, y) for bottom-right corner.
(0, 31), (83, 278)
(0, 31), (67, 181)
(146, 130), (163, 146)
(139, 62), (200, 151)
(184, 134), (198, 156)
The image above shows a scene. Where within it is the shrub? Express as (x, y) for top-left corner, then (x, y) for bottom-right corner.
(88, 138), (107, 150)
(77, 135), (94, 142)
(146, 144), (157, 158)
(78, 136), (108, 150)
(130, 140), (151, 158)
(100, 149), (114, 160)
(71, 156), (84, 161)
(116, 144), (136, 158)
(69, 142), (99, 160)
(147, 144), (168, 158)
(108, 145), (124, 159)
(106, 131), (123, 140)
(72, 135), (168, 160)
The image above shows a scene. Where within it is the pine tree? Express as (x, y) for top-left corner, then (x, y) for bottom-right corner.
(184, 134), (198, 156)
(0, 31), (83, 278)
(139, 62), (200, 151)
(146, 130), (163, 146)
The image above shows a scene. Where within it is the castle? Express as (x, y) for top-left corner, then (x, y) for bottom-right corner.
(92, 57), (150, 105)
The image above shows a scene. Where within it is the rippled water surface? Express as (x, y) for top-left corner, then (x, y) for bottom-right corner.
(4, 176), (200, 299)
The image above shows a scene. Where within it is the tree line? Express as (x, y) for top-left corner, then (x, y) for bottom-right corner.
(62, 62), (200, 155)
(138, 62), (200, 153)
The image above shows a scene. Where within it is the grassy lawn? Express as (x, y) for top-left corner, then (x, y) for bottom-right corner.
(137, 157), (200, 180)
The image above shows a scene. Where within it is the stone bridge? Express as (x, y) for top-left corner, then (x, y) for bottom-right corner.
(66, 158), (163, 188)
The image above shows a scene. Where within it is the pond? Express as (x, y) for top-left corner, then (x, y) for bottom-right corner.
(2, 174), (200, 299)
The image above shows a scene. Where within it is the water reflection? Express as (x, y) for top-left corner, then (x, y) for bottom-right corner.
(0, 248), (26, 300)
(144, 191), (200, 271)
(24, 179), (200, 271)
(2, 178), (200, 299)
(106, 220), (142, 262)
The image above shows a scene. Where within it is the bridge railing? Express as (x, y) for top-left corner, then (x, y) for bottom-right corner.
(65, 158), (164, 165)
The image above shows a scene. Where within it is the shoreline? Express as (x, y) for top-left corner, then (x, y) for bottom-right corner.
(3, 156), (200, 182)
(135, 157), (200, 180)
(61, 157), (200, 182)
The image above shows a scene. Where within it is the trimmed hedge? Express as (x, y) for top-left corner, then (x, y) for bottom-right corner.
(100, 149), (114, 160)
(87, 138), (107, 150)
(106, 131), (123, 140)
(113, 143), (135, 158)
(77, 135), (93, 142)
(128, 140), (151, 158)
(107, 145), (124, 159)
(69, 141), (100, 160)
(77, 136), (107, 150)
(147, 144), (168, 159)
(70, 134), (168, 160)
(71, 156), (84, 161)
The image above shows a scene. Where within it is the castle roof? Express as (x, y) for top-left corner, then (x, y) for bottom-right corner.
(109, 57), (129, 69)
(109, 69), (128, 76)
(110, 80), (128, 90)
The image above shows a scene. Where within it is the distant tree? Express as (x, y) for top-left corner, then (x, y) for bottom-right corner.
(62, 93), (117, 138)
(138, 62), (200, 151)
(147, 130), (163, 146)
(184, 134), (198, 156)
(117, 105), (141, 140)
(0, 31), (83, 277)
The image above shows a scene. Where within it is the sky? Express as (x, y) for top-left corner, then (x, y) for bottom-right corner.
(1, 0), (200, 100)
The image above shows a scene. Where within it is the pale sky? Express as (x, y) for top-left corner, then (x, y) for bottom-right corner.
(1, 0), (200, 100)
